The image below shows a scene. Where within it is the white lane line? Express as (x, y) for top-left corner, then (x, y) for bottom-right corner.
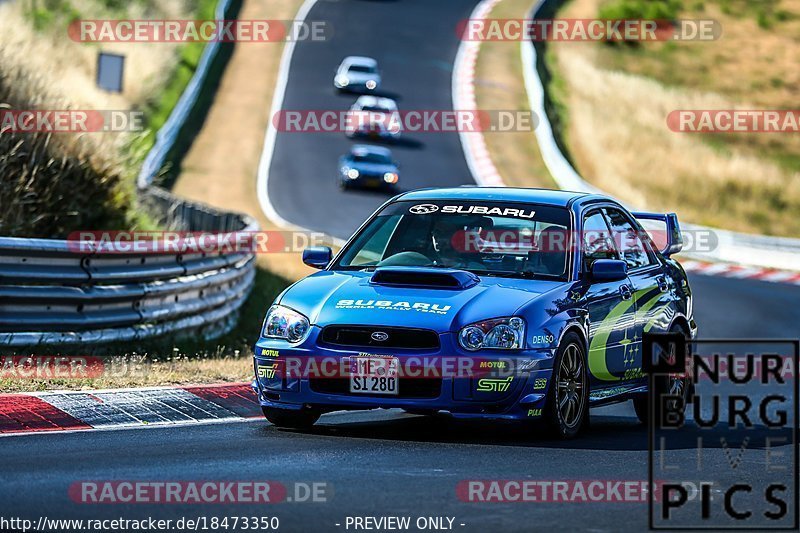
(255, 0), (346, 246)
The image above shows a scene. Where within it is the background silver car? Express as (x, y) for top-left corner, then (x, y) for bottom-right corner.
(333, 56), (381, 93)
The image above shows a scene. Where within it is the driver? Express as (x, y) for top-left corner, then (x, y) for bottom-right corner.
(431, 216), (491, 270)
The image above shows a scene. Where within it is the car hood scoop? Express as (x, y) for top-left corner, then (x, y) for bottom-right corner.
(370, 267), (479, 290)
(277, 270), (561, 333)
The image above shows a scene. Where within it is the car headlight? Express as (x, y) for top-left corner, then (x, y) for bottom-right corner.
(262, 305), (310, 343)
(458, 317), (525, 351)
(336, 75), (349, 86)
(347, 168), (360, 179)
(383, 172), (398, 183)
(366, 80), (377, 89)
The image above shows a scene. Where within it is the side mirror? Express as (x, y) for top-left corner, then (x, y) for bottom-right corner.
(632, 211), (683, 256)
(302, 246), (332, 269)
(591, 259), (628, 282)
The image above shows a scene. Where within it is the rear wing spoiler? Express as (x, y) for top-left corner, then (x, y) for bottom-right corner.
(631, 212), (683, 257)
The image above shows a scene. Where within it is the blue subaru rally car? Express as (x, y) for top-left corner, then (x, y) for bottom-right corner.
(253, 188), (696, 438)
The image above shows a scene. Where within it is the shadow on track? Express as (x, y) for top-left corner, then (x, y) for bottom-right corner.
(262, 410), (793, 452)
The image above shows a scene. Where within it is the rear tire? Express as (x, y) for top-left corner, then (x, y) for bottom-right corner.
(262, 406), (320, 429)
(543, 333), (589, 439)
(633, 325), (692, 425)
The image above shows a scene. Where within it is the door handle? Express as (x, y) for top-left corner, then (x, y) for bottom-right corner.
(619, 284), (632, 300)
(656, 276), (669, 293)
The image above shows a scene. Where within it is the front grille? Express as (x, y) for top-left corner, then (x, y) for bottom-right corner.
(309, 377), (442, 399)
(320, 326), (440, 350)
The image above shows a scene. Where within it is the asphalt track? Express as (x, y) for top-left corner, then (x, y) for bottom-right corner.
(1, 1), (798, 532)
(267, 0), (478, 239)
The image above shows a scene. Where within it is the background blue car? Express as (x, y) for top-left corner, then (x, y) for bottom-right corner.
(253, 188), (696, 439)
(338, 144), (399, 190)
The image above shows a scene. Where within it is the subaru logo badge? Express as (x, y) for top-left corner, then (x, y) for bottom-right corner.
(371, 331), (389, 342)
(409, 204), (439, 214)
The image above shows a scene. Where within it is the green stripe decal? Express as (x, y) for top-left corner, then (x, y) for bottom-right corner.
(587, 289), (659, 381)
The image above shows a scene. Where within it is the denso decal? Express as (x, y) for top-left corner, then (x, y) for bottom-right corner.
(335, 299), (452, 314)
(440, 205), (535, 219)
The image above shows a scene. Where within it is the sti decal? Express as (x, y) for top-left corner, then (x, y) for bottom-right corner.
(476, 376), (514, 393)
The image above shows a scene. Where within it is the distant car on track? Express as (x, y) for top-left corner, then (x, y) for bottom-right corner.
(345, 95), (401, 141)
(334, 56), (381, 93)
(253, 188), (696, 439)
(338, 144), (399, 190)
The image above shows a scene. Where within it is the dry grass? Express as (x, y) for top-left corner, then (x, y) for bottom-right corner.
(473, 0), (555, 189)
(548, 0), (800, 236)
(0, 0), (294, 392)
(0, 0), (191, 237)
(2, 0), (189, 110)
(0, 354), (252, 392)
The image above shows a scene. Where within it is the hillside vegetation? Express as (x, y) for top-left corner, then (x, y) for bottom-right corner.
(547, 0), (800, 236)
(0, 0), (191, 237)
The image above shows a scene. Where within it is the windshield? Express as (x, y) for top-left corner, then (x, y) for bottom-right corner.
(351, 153), (391, 164)
(360, 105), (391, 113)
(348, 64), (376, 74)
(334, 200), (572, 279)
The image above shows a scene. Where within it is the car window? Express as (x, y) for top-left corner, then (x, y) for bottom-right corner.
(352, 153), (390, 164)
(582, 211), (618, 269)
(603, 208), (653, 270)
(346, 215), (400, 266)
(348, 65), (375, 73)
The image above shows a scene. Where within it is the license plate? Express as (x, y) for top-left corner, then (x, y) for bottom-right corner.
(349, 356), (398, 395)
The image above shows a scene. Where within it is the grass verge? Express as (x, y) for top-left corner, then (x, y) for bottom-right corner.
(1, 265), (290, 391)
(545, 0), (800, 236)
(1, 0), (305, 391)
(473, 0), (556, 189)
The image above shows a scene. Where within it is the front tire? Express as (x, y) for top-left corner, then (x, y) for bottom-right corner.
(262, 406), (320, 429)
(543, 333), (589, 439)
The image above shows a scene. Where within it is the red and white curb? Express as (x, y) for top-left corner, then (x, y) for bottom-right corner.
(454, 0), (504, 187)
(679, 259), (800, 285)
(0, 383), (261, 436)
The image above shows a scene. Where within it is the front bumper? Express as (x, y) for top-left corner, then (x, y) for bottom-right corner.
(252, 329), (556, 421)
(334, 80), (378, 92)
(340, 174), (396, 189)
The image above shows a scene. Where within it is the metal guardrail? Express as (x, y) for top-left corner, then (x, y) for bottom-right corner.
(0, 189), (258, 346)
(0, 0), (258, 346)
